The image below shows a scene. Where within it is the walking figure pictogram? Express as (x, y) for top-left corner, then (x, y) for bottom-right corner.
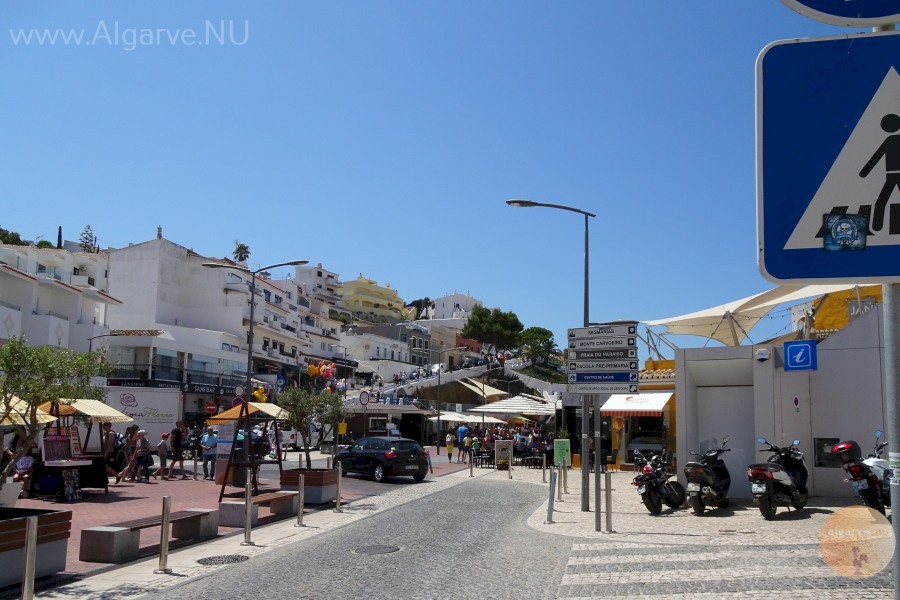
(859, 113), (900, 231)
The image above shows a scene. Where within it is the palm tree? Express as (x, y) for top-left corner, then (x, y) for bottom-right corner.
(233, 239), (250, 262)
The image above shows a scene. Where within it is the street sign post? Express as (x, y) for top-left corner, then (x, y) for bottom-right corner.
(780, 0), (900, 27)
(205, 401), (218, 414)
(758, 31), (900, 283)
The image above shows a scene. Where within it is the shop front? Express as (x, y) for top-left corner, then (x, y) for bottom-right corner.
(600, 392), (675, 470)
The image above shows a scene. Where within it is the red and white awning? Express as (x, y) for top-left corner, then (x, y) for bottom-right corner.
(600, 393), (673, 417)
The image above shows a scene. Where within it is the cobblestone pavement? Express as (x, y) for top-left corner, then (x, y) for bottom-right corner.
(25, 463), (897, 599)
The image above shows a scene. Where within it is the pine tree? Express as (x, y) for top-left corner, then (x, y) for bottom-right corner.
(79, 225), (95, 253)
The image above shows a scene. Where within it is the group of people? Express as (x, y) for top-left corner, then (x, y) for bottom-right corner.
(443, 424), (552, 464)
(101, 421), (220, 483)
(3, 426), (36, 498)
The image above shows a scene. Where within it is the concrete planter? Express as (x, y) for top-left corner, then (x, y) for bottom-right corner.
(0, 482), (23, 508)
(280, 468), (338, 504)
(0, 507), (72, 588)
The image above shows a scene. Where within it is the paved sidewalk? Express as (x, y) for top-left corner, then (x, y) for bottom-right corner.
(7, 447), (469, 582)
(11, 460), (895, 599)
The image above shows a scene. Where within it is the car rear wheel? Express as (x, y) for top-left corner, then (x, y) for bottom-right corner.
(373, 464), (386, 483)
(413, 470), (426, 482)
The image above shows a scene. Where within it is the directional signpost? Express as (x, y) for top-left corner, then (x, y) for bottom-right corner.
(567, 322), (639, 395)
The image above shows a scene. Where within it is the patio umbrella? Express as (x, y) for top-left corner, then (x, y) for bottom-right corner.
(205, 401), (288, 423)
(469, 396), (556, 416)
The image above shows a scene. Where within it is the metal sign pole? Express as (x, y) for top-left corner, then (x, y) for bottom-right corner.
(546, 467), (557, 524)
(883, 283), (900, 599)
(334, 463), (343, 513)
(604, 471), (614, 533)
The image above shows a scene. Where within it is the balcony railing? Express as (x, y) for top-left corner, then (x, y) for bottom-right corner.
(185, 369), (219, 385)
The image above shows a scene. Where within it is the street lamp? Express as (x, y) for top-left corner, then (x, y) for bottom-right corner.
(203, 259), (308, 484)
(507, 198), (595, 512)
(435, 345), (466, 454)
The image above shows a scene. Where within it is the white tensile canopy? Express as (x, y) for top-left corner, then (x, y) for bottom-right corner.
(642, 283), (870, 346)
(469, 396), (556, 416)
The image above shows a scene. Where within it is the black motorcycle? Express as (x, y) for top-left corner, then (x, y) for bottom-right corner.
(683, 437), (732, 515)
(747, 438), (809, 520)
(632, 450), (685, 515)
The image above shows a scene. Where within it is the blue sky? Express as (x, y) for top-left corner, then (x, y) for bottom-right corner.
(1, 2), (851, 358)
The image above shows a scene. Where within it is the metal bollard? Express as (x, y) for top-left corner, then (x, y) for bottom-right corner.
(427, 450), (433, 474)
(562, 457), (569, 494)
(557, 464), (564, 502)
(193, 454), (198, 480)
(295, 474), (306, 527)
(469, 453), (474, 477)
(594, 465), (602, 532)
(326, 456), (332, 470)
(542, 453), (547, 483)
(545, 468), (557, 524)
(20, 516), (37, 600)
(154, 496), (172, 573)
(604, 471), (613, 532)
(334, 463), (343, 513)
(241, 469), (254, 546)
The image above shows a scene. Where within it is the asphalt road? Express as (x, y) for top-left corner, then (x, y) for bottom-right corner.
(159, 477), (570, 600)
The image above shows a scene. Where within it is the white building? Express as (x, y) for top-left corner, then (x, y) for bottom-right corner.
(102, 235), (315, 419)
(0, 243), (121, 349)
(430, 292), (482, 320)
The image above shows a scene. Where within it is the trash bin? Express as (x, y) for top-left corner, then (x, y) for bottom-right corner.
(571, 454), (581, 469)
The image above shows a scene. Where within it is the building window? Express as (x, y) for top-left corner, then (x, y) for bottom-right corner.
(274, 295), (283, 304)
(814, 437), (842, 468)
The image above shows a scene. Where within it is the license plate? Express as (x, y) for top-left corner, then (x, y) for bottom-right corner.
(637, 485), (647, 494)
(406, 465), (420, 471)
(686, 483), (700, 492)
(751, 483), (767, 494)
(852, 479), (869, 491)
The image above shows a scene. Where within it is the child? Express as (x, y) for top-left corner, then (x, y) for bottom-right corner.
(154, 432), (169, 480)
(445, 433), (454, 463)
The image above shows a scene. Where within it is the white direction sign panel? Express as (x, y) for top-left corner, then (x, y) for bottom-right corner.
(758, 31), (900, 282)
(568, 383), (639, 394)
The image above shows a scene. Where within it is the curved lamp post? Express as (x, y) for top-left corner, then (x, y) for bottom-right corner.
(202, 259), (308, 481)
(506, 198), (595, 512)
(434, 345), (466, 454)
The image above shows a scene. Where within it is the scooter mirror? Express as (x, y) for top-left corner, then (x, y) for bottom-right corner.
(723, 436), (730, 445)
(690, 450), (698, 456)
(876, 429), (884, 439)
(792, 439), (800, 446)
(757, 437), (767, 444)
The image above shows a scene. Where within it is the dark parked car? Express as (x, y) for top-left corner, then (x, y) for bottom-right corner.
(334, 436), (429, 483)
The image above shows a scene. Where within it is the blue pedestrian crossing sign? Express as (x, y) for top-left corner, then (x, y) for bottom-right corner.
(758, 31), (900, 283)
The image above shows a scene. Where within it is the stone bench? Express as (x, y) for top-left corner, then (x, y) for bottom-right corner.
(79, 508), (218, 564)
(218, 491), (298, 528)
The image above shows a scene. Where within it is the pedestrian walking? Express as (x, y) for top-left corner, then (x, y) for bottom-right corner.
(445, 433), (455, 463)
(117, 424), (140, 483)
(200, 426), (218, 480)
(167, 421), (189, 479)
(154, 432), (170, 479)
(456, 424), (468, 463)
(130, 430), (153, 482)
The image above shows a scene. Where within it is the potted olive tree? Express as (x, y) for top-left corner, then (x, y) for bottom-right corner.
(0, 336), (109, 586)
(277, 386), (345, 503)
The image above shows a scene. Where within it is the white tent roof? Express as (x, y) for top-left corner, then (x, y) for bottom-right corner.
(458, 378), (509, 400)
(469, 396), (556, 416)
(642, 283), (870, 346)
